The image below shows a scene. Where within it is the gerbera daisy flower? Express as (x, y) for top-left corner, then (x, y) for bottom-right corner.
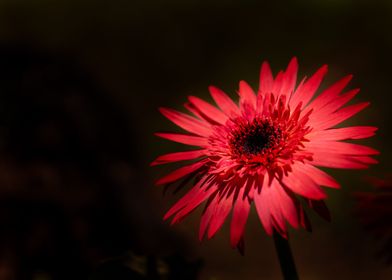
(152, 57), (378, 250)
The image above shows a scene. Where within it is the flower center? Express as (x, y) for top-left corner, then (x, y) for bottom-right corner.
(242, 131), (270, 155)
(229, 118), (282, 160)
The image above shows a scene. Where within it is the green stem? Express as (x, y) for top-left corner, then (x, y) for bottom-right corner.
(273, 232), (299, 280)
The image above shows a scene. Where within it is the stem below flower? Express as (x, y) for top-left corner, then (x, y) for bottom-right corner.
(273, 231), (299, 280)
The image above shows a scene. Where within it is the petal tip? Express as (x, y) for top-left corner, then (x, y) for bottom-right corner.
(158, 107), (170, 116)
(163, 212), (171, 221)
(290, 56), (298, 63)
(155, 177), (168, 186)
(320, 64), (328, 72)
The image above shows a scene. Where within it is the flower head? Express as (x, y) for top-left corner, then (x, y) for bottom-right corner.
(152, 57), (378, 250)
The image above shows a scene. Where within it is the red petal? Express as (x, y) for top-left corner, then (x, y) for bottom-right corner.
(267, 182), (287, 235)
(207, 192), (234, 239)
(151, 150), (205, 166)
(274, 184), (299, 228)
(171, 183), (218, 224)
(188, 96), (228, 125)
(282, 166), (327, 200)
(290, 65), (328, 109)
(238, 80), (257, 110)
(295, 163), (340, 189)
(164, 176), (212, 219)
(310, 102), (370, 130)
(353, 156), (379, 164)
(184, 102), (204, 120)
(155, 132), (208, 147)
(259, 61), (274, 94)
(159, 107), (212, 136)
(156, 160), (206, 185)
(272, 71), (284, 94)
(199, 195), (217, 241)
(307, 141), (379, 156)
(230, 187), (251, 248)
(311, 153), (369, 169)
(308, 126), (378, 141)
(209, 86), (239, 116)
(278, 57), (298, 100)
(307, 75), (353, 112)
(310, 89), (360, 121)
(254, 175), (273, 235)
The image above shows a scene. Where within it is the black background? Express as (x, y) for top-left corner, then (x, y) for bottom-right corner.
(0, 0), (390, 279)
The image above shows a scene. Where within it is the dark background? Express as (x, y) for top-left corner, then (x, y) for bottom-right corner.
(0, 0), (391, 279)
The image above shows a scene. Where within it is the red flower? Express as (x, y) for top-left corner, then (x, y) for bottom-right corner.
(152, 58), (378, 249)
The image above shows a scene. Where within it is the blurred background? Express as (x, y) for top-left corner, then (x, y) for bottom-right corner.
(0, 0), (391, 279)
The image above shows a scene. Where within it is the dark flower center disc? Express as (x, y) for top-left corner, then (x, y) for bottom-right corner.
(242, 130), (271, 155)
(229, 118), (282, 158)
